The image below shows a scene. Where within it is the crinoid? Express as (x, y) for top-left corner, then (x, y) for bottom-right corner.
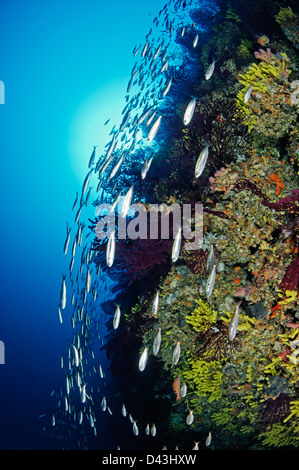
(260, 393), (291, 432)
(194, 322), (238, 362)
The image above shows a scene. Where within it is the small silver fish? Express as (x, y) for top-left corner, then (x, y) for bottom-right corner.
(186, 409), (194, 425)
(153, 328), (162, 356)
(106, 230), (116, 268)
(60, 274), (67, 309)
(192, 441), (200, 450)
(58, 306), (63, 324)
(205, 60), (216, 80)
(72, 192), (79, 211)
(152, 291), (159, 317)
(133, 421), (139, 436)
(206, 263), (217, 299)
(82, 169), (92, 195)
(244, 84), (253, 104)
(88, 146), (97, 168)
(162, 77), (172, 96)
(139, 347), (148, 372)
(151, 424), (157, 437)
(113, 304), (121, 330)
(148, 115), (162, 141)
(205, 431), (212, 446)
(206, 244), (214, 272)
(193, 33), (199, 48)
(107, 154), (124, 182)
(121, 185), (134, 218)
(145, 423), (150, 435)
(101, 396), (107, 411)
(195, 143), (210, 178)
(172, 341), (181, 365)
(172, 227), (182, 263)
(80, 384), (86, 404)
(141, 155), (153, 180)
(180, 382), (187, 398)
(183, 98), (197, 126)
(229, 300), (242, 341)
(64, 228), (71, 255)
(71, 343), (79, 367)
(86, 268), (91, 293)
(121, 404), (127, 417)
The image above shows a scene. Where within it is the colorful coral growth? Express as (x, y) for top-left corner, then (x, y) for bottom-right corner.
(98, 0), (299, 451)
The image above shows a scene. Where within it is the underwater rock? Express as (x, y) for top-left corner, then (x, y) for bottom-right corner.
(244, 302), (269, 320)
(217, 262), (225, 273)
(263, 376), (292, 398)
(176, 265), (191, 277)
(219, 296), (235, 314)
(166, 293), (177, 305)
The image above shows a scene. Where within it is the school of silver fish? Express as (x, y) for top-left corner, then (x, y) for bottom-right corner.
(50, 0), (233, 450)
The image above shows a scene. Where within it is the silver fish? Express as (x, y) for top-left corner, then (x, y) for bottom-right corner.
(192, 441), (200, 450)
(64, 228), (71, 255)
(146, 110), (156, 127)
(80, 384), (86, 404)
(58, 306), (63, 324)
(206, 244), (214, 272)
(107, 154), (124, 182)
(101, 396), (107, 411)
(121, 404), (127, 417)
(162, 77), (172, 96)
(229, 300), (242, 341)
(113, 304), (121, 330)
(70, 343), (79, 367)
(99, 364), (104, 378)
(145, 423), (150, 435)
(151, 424), (157, 437)
(206, 263), (217, 299)
(186, 409), (194, 425)
(133, 421), (139, 436)
(148, 115), (162, 141)
(152, 291), (159, 317)
(244, 84), (253, 103)
(141, 155), (153, 180)
(86, 268), (91, 293)
(172, 227), (182, 263)
(195, 143), (210, 178)
(183, 98), (197, 126)
(88, 146), (97, 168)
(82, 169), (92, 195)
(193, 33), (199, 48)
(205, 60), (216, 80)
(72, 192), (78, 211)
(153, 328), (162, 356)
(106, 134), (117, 162)
(180, 382), (187, 398)
(60, 274), (66, 309)
(138, 347), (148, 372)
(106, 230), (116, 268)
(205, 431), (212, 446)
(172, 341), (181, 365)
(121, 185), (134, 218)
